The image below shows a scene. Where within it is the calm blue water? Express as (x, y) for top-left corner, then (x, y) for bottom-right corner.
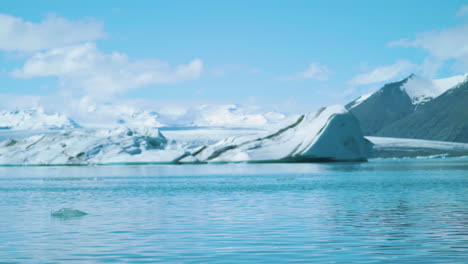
(0, 160), (467, 263)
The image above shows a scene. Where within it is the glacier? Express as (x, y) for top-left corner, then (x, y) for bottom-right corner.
(0, 105), (373, 165)
(368, 136), (468, 158)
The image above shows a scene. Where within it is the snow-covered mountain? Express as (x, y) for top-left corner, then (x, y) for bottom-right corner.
(377, 77), (468, 143)
(0, 102), (290, 133)
(77, 104), (165, 129)
(0, 105), (372, 165)
(72, 103), (288, 129)
(0, 107), (79, 130)
(349, 73), (468, 110)
(347, 73), (468, 143)
(183, 104), (288, 128)
(346, 76), (415, 135)
(403, 73), (468, 105)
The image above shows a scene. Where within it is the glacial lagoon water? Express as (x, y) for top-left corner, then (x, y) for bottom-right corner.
(0, 159), (467, 263)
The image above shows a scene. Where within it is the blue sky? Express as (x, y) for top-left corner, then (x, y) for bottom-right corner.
(1, 0), (467, 113)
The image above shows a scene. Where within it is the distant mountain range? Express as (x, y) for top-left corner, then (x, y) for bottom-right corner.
(347, 73), (468, 143)
(0, 104), (289, 131)
(2, 73), (467, 145)
(0, 108), (79, 130)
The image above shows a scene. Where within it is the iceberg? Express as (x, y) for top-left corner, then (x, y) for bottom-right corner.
(51, 208), (88, 219)
(0, 106), (373, 165)
(0, 127), (176, 165)
(194, 105), (373, 162)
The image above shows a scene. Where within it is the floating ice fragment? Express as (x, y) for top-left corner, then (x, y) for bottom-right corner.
(51, 208), (88, 219)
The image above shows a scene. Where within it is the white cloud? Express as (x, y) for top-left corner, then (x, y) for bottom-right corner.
(420, 57), (444, 79)
(389, 23), (468, 61)
(348, 60), (416, 85)
(12, 43), (203, 98)
(456, 5), (468, 17)
(388, 5), (468, 74)
(0, 13), (104, 52)
(280, 62), (333, 81)
(389, 22), (468, 72)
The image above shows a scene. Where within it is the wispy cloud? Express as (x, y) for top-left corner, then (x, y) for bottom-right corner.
(12, 43), (203, 98)
(0, 13), (104, 52)
(280, 62), (333, 81)
(456, 5), (468, 17)
(388, 22), (468, 72)
(348, 60), (416, 85)
(389, 23), (468, 61)
(420, 57), (444, 79)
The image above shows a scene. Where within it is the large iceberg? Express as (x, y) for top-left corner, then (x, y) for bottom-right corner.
(0, 127), (175, 165)
(0, 105), (373, 165)
(193, 105), (373, 162)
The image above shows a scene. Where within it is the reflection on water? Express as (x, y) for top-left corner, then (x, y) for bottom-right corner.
(0, 160), (467, 263)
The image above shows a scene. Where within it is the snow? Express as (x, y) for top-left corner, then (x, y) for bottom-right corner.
(0, 107), (79, 130)
(0, 127), (178, 165)
(162, 127), (261, 147)
(348, 93), (372, 109)
(402, 75), (442, 104)
(0, 105), (373, 165)
(70, 103), (288, 129)
(433, 73), (468, 92)
(351, 73), (468, 107)
(77, 104), (165, 129)
(368, 136), (468, 158)
(194, 105), (373, 162)
(175, 104), (287, 128)
(403, 73), (468, 104)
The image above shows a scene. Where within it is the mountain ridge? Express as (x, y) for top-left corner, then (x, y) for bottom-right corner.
(347, 73), (468, 143)
(377, 78), (468, 142)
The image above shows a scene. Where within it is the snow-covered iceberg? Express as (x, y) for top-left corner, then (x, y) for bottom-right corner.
(0, 127), (175, 165)
(0, 105), (373, 165)
(193, 105), (373, 162)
